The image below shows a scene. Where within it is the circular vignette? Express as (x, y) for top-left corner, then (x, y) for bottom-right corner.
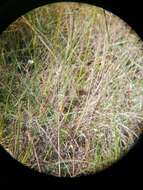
(0, 0), (143, 184)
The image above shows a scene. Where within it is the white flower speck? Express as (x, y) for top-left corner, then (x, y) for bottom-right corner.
(27, 59), (34, 64)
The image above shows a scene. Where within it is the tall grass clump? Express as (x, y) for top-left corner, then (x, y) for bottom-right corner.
(0, 2), (143, 177)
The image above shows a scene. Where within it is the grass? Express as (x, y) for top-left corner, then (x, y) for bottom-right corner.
(0, 2), (143, 177)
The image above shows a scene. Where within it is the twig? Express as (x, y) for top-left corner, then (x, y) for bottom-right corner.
(26, 131), (41, 172)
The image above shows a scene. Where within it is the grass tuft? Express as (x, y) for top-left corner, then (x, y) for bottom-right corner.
(0, 2), (143, 177)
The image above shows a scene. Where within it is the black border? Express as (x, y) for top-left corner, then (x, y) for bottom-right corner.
(0, 0), (143, 188)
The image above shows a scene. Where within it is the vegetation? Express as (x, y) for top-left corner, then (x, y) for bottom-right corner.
(0, 2), (143, 177)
